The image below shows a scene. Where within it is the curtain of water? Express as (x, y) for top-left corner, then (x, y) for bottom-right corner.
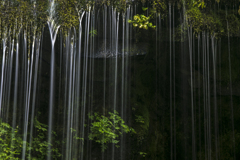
(2, 1), (239, 160)
(40, 5), (133, 159)
(0, 23), (44, 159)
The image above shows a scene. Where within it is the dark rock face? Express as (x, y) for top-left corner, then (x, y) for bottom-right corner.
(92, 41), (147, 58)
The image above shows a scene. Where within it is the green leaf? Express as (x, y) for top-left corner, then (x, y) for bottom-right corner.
(142, 7), (148, 11)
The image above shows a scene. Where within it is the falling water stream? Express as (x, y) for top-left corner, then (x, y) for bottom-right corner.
(0, 0), (240, 160)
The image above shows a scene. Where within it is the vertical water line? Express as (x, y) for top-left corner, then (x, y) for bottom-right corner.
(124, 6), (131, 159)
(2, 29), (10, 122)
(74, 11), (85, 159)
(80, 7), (91, 160)
(198, 33), (201, 160)
(27, 3), (38, 158)
(2, 39), (9, 120)
(121, 11), (126, 160)
(218, 38), (222, 159)
(23, 25), (36, 159)
(70, 28), (77, 159)
(112, 11), (120, 160)
(205, 32), (211, 160)
(226, 10), (236, 159)
(188, 25), (196, 160)
(103, 4), (107, 115)
(172, 5), (176, 160)
(87, 17), (93, 159)
(155, 12), (158, 111)
(211, 35), (218, 160)
(90, 10), (95, 160)
(86, 11), (93, 160)
(0, 31), (7, 117)
(2, 29), (11, 121)
(102, 6), (107, 160)
(22, 28), (29, 160)
(202, 31), (207, 159)
(47, 1), (60, 158)
(71, 27), (77, 160)
(10, 31), (20, 155)
(5, 29), (14, 122)
(28, 35), (41, 158)
(58, 30), (63, 125)
(169, 3), (173, 160)
(62, 33), (70, 159)
(47, 16), (60, 160)
(66, 29), (74, 160)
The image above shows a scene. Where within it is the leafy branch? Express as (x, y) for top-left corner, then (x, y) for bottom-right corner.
(88, 110), (135, 152)
(128, 7), (156, 30)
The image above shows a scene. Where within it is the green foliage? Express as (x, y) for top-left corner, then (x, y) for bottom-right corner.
(0, 0), (47, 32)
(178, 0), (240, 38)
(142, 7), (148, 11)
(56, 0), (79, 35)
(193, 0), (206, 9)
(0, 0), (239, 40)
(0, 117), (61, 160)
(151, 0), (167, 16)
(135, 115), (145, 124)
(185, 2), (223, 36)
(88, 111), (135, 152)
(70, 128), (84, 142)
(134, 107), (150, 144)
(0, 120), (22, 159)
(89, 29), (98, 37)
(139, 151), (147, 157)
(29, 117), (61, 160)
(128, 8), (156, 30)
(97, 0), (127, 12)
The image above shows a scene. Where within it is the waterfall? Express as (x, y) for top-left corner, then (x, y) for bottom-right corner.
(0, 0), (240, 160)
